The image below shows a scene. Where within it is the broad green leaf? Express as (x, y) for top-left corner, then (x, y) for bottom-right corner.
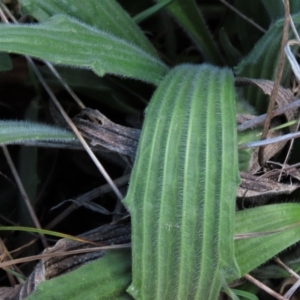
(26, 249), (132, 300)
(0, 15), (169, 85)
(235, 13), (300, 112)
(0, 52), (12, 71)
(235, 203), (300, 276)
(123, 64), (240, 299)
(157, 0), (224, 65)
(20, 0), (158, 57)
(0, 120), (76, 145)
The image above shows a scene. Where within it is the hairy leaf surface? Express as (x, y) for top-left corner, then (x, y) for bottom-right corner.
(123, 64), (240, 299)
(0, 15), (168, 85)
(20, 0), (158, 57)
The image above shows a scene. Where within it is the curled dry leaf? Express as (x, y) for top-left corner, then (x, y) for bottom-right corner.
(73, 108), (140, 159)
(235, 77), (299, 173)
(72, 108), (300, 201)
(235, 77), (297, 129)
(238, 172), (300, 202)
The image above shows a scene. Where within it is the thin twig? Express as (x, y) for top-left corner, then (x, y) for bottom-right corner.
(284, 278), (300, 299)
(274, 257), (300, 279)
(1, 146), (48, 248)
(244, 273), (288, 300)
(239, 129), (300, 149)
(275, 255), (300, 299)
(219, 0), (266, 33)
(284, 0), (300, 42)
(279, 13), (300, 181)
(258, 0), (290, 166)
(45, 174), (130, 230)
(260, 161), (300, 178)
(0, 243), (131, 268)
(237, 99), (300, 131)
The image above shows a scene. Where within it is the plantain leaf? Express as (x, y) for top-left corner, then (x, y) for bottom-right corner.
(157, 0), (223, 65)
(123, 64), (240, 299)
(26, 249), (132, 300)
(20, 0), (158, 57)
(0, 120), (76, 145)
(235, 203), (300, 276)
(0, 15), (168, 85)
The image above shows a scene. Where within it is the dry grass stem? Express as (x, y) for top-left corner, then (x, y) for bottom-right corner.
(258, 0), (290, 165)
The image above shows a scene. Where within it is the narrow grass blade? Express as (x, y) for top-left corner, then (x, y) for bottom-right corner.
(133, 0), (173, 23)
(123, 64), (240, 299)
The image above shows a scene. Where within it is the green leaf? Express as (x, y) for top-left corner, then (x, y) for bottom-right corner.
(26, 249), (132, 300)
(0, 52), (12, 71)
(235, 203), (300, 276)
(0, 120), (76, 145)
(231, 289), (259, 300)
(133, 0), (173, 23)
(157, 0), (224, 65)
(219, 28), (242, 67)
(252, 244), (300, 278)
(20, 0), (158, 57)
(235, 13), (300, 112)
(0, 15), (169, 85)
(260, 0), (300, 23)
(123, 64), (240, 299)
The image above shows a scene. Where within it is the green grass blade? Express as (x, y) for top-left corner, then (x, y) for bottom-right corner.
(123, 64), (240, 299)
(157, 0), (223, 64)
(235, 203), (300, 276)
(20, 0), (158, 57)
(0, 15), (168, 85)
(0, 226), (88, 242)
(0, 120), (76, 145)
(133, 0), (173, 23)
